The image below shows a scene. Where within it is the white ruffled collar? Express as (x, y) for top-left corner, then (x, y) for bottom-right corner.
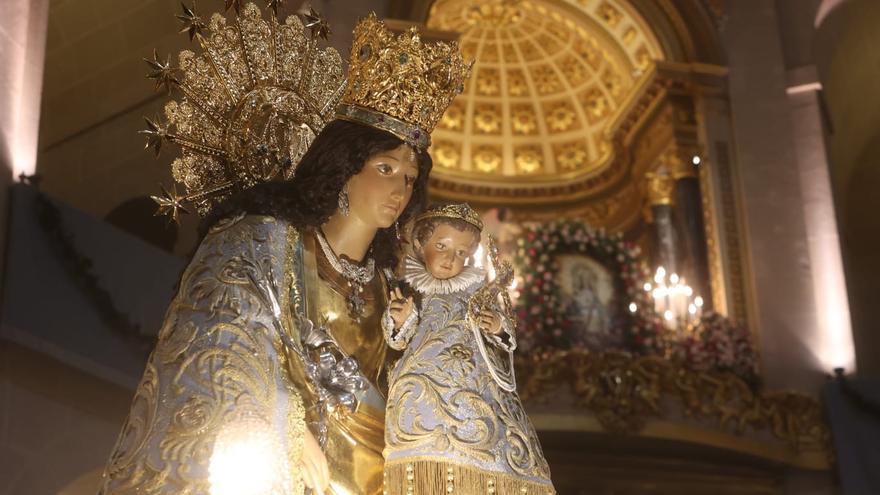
(404, 256), (486, 295)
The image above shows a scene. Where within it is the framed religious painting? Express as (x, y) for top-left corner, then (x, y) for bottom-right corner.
(556, 254), (621, 350)
(513, 220), (665, 355)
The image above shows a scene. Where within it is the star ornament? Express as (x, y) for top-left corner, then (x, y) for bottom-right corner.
(302, 8), (330, 40)
(151, 183), (191, 225)
(144, 49), (179, 94)
(176, 3), (206, 41)
(140, 116), (172, 157)
(265, 0), (285, 17)
(224, 0), (245, 14)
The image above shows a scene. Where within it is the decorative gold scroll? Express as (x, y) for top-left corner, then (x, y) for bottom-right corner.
(516, 351), (830, 456)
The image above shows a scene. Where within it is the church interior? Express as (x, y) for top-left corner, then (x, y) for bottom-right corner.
(1, 0), (879, 493)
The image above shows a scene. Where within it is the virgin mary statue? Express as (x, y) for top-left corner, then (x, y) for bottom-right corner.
(96, 3), (470, 494)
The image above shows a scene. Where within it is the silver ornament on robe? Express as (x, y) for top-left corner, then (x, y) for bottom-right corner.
(249, 256), (370, 447)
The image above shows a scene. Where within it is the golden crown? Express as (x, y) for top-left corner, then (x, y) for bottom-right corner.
(415, 203), (483, 231)
(335, 14), (471, 151)
(141, 2), (345, 221)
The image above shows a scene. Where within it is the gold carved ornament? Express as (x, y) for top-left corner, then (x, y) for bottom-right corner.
(141, 2), (345, 222)
(515, 350), (830, 454)
(644, 171), (676, 206)
(467, 235), (518, 393)
(414, 202), (484, 230)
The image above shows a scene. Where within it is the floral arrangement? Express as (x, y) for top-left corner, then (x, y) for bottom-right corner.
(512, 220), (666, 355)
(671, 312), (761, 384)
(511, 219), (761, 384)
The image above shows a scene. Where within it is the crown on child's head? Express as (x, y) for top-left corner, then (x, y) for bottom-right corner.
(415, 203), (483, 232)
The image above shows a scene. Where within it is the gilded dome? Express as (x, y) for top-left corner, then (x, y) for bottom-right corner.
(426, 0), (664, 201)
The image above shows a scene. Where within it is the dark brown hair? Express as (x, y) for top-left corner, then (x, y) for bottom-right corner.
(412, 216), (481, 253)
(203, 119), (433, 268)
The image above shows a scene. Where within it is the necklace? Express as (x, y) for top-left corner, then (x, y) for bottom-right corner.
(315, 229), (375, 320)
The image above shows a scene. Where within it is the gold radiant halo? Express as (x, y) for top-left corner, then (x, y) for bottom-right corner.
(141, 2), (345, 220)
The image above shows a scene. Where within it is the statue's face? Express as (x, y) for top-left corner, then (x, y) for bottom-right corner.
(416, 223), (478, 280)
(346, 144), (419, 229)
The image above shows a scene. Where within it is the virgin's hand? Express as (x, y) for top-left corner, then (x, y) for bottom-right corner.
(388, 287), (414, 328)
(478, 310), (503, 335)
(300, 428), (329, 494)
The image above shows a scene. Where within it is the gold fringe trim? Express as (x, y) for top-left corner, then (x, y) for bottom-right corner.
(383, 458), (555, 495)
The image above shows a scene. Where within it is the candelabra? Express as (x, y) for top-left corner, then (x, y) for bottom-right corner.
(642, 266), (703, 330)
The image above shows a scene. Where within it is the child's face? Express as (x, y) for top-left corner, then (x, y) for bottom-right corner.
(418, 223), (478, 280)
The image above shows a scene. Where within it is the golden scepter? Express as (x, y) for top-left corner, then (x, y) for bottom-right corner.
(467, 235), (518, 392)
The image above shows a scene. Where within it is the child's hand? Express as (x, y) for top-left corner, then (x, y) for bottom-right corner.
(388, 287), (414, 329)
(478, 309), (503, 335)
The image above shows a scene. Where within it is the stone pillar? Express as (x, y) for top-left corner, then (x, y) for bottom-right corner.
(0, 0), (50, 281)
(644, 172), (678, 274)
(722, 0), (828, 391)
(787, 75), (855, 376)
(0, 0), (49, 178)
(671, 156), (711, 306)
(814, 0), (879, 376)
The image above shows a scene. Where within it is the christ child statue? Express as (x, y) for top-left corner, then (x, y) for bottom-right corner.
(380, 203), (555, 495)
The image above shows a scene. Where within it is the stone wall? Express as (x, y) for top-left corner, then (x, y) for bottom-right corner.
(0, 341), (131, 495)
(814, 0), (880, 375)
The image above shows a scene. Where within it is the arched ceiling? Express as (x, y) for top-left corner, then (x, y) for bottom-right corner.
(426, 0), (664, 191)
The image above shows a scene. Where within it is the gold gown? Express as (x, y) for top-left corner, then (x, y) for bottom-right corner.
(98, 215), (390, 495)
(301, 230), (390, 494)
